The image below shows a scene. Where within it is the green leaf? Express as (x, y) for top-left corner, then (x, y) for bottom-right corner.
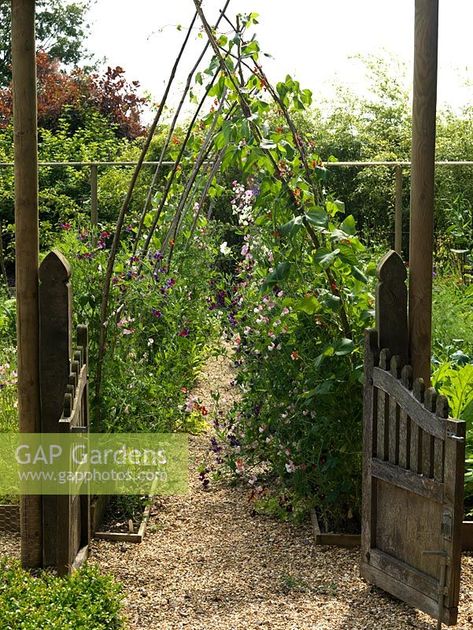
(260, 138), (277, 150)
(305, 208), (328, 228)
(314, 247), (340, 269)
(340, 214), (356, 235)
(351, 266), (368, 283)
(279, 215), (304, 237)
(294, 295), (320, 315)
(262, 262), (291, 288)
(319, 293), (341, 311)
(333, 338), (355, 356)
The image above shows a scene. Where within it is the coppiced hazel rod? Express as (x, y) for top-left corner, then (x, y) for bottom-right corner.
(134, 0), (231, 251)
(163, 88), (227, 263)
(138, 67), (237, 262)
(193, 1), (352, 339)
(185, 147), (226, 250)
(136, 67), (221, 261)
(95, 11), (198, 405)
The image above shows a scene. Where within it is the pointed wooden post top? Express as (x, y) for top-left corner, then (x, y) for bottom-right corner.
(376, 250), (408, 364)
(39, 250), (71, 282)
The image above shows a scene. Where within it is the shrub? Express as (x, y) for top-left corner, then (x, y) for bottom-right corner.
(0, 560), (124, 630)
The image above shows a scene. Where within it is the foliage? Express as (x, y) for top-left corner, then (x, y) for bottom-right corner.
(0, 52), (146, 138)
(432, 278), (473, 364)
(0, 560), (124, 629)
(0, 0), (93, 86)
(214, 195), (373, 530)
(57, 222), (223, 433)
(308, 54), (473, 264)
(432, 362), (473, 517)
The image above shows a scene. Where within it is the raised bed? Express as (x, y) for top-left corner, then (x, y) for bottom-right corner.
(94, 496), (154, 544)
(310, 510), (361, 548)
(311, 510), (473, 551)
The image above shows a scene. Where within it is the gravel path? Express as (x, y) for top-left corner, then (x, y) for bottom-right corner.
(91, 350), (473, 630)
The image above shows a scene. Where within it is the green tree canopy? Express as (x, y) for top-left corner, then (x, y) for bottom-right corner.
(0, 0), (92, 86)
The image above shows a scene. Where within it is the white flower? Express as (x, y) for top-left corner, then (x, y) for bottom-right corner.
(285, 461), (296, 473)
(219, 241), (231, 255)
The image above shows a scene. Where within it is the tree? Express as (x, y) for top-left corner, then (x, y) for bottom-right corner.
(0, 51), (145, 139)
(0, 0), (92, 86)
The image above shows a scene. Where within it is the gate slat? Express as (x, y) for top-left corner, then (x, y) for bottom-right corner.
(371, 458), (444, 503)
(361, 250), (465, 627)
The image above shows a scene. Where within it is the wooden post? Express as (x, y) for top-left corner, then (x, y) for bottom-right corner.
(39, 251), (72, 567)
(90, 164), (98, 239)
(394, 166), (403, 254)
(409, 0), (439, 383)
(11, 0), (42, 568)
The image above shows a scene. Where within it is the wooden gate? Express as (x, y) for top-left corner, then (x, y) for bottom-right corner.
(39, 250), (90, 574)
(361, 251), (465, 626)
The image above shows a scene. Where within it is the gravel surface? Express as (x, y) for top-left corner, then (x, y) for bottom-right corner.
(90, 349), (473, 630)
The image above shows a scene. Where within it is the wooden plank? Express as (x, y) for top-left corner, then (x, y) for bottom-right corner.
(409, 0), (439, 383)
(375, 480), (443, 581)
(371, 458), (444, 503)
(360, 562), (458, 626)
(376, 251), (408, 363)
(442, 418), (466, 611)
(398, 412), (410, 469)
(373, 368), (445, 439)
(368, 548), (438, 602)
(361, 329), (378, 564)
(376, 388), (389, 460)
(315, 533), (361, 548)
(39, 251), (72, 568)
(94, 531), (144, 543)
(398, 367), (412, 470)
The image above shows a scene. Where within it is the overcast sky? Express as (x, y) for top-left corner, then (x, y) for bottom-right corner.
(87, 1), (473, 112)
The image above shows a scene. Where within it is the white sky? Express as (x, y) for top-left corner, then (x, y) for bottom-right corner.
(87, 1), (473, 113)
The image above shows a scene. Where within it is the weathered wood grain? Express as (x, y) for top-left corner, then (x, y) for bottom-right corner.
(376, 252), (408, 363)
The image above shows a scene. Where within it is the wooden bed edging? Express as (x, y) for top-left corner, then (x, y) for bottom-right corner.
(310, 510), (473, 551)
(94, 498), (153, 544)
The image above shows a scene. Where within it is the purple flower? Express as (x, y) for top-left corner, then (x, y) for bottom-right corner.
(178, 328), (190, 337)
(152, 308), (162, 318)
(153, 250), (164, 260)
(129, 255), (140, 263)
(210, 437), (222, 453)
